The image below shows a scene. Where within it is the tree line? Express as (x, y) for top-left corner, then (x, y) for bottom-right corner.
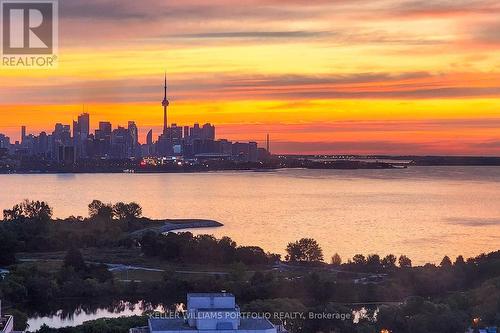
(284, 237), (475, 274)
(0, 199), (148, 265)
(140, 231), (280, 265)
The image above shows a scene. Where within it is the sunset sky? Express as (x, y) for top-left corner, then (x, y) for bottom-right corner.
(1, 0), (500, 155)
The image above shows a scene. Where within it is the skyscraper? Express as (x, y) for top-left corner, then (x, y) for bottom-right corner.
(191, 123), (201, 140)
(128, 121), (138, 146)
(202, 123), (215, 140)
(78, 113), (90, 139)
(128, 121), (139, 157)
(162, 73), (169, 135)
(146, 129), (153, 145)
(266, 134), (270, 153)
(169, 123), (183, 142)
(98, 121), (112, 136)
(73, 113), (90, 158)
(0, 134), (10, 149)
(21, 126), (26, 143)
(94, 121), (112, 158)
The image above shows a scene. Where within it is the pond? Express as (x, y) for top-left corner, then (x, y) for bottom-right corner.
(26, 299), (169, 332)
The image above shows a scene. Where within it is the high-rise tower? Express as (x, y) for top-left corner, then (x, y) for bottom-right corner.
(162, 73), (169, 135)
(77, 112), (90, 139)
(266, 133), (270, 154)
(21, 126), (26, 143)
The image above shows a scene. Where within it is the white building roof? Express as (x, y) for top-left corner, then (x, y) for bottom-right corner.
(149, 318), (275, 332)
(146, 293), (277, 333)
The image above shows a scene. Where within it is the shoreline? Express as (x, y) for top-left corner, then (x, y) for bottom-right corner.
(129, 219), (223, 238)
(3, 155), (500, 175)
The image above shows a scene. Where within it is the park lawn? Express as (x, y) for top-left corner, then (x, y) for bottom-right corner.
(16, 247), (278, 277)
(113, 269), (165, 282)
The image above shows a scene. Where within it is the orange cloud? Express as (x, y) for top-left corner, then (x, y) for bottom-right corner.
(1, 0), (500, 155)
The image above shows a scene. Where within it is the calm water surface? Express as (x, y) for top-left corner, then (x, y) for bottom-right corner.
(26, 300), (167, 331)
(1, 167), (499, 264)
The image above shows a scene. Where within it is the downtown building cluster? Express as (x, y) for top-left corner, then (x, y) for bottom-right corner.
(0, 116), (268, 164)
(0, 76), (270, 166)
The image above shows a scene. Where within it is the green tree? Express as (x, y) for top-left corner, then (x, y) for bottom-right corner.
(2, 203), (23, 221)
(382, 254), (397, 270)
(22, 200), (53, 220)
(454, 255), (465, 266)
(3, 199), (52, 221)
(352, 254), (367, 265)
(235, 246), (269, 265)
(113, 202), (142, 220)
(285, 242), (303, 262)
(88, 200), (113, 220)
(0, 230), (17, 265)
(398, 255), (412, 268)
(366, 254), (382, 271)
(440, 255), (452, 268)
(285, 238), (323, 262)
(229, 262), (247, 281)
(331, 253), (342, 266)
(63, 247), (87, 272)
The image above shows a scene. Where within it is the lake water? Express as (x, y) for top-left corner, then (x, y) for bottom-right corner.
(1, 167), (499, 264)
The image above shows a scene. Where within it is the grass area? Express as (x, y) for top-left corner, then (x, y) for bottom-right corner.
(14, 253), (363, 287)
(16, 247), (278, 277)
(113, 269), (165, 282)
(17, 259), (62, 274)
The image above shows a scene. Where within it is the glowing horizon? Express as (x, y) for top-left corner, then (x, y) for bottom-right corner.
(1, 0), (500, 155)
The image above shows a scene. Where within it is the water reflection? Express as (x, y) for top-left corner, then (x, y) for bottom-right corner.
(26, 299), (170, 332)
(352, 307), (378, 324)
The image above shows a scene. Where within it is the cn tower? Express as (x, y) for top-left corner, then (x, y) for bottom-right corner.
(162, 73), (169, 135)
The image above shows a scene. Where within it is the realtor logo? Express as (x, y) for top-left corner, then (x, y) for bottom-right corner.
(1, 0), (58, 67)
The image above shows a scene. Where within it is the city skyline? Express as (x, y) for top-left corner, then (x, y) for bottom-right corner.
(0, 74), (266, 153)
(1, 0), (500, 155)
(5, 115), (230, 147)
(0, 117), (265, 163)
(0, 76), (268, 165)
